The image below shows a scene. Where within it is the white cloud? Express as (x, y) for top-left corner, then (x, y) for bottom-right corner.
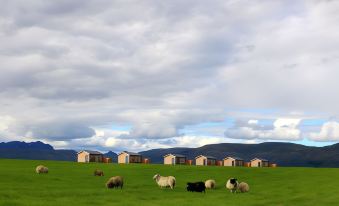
(0, 115), (17, 141)
(60, 129), (229, 152)
(0, 115), (15, 131)
(95, 129), (129, 138)
(274, 118), (300, 128)
(309, 121), (339, 141)
(248, 119), (259, 125)
(121, 122), (179, 139)
(169, 136), (227, 148)
(10, 120), (96, 141)
(225, 118), (302, 141)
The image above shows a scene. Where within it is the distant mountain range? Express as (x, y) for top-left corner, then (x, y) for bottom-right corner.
(141, 142), (339, 167)
(0, 141), (117, 162)
(0, 141), (54, 150)
(0, 141), (77, 161)
(1, 141), (339, 167)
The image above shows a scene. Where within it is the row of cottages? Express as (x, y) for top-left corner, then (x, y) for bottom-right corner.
(162, 153), (272, 167)
(195, 155), (244, 166)
(77, 150), (147, 164)
(223, 157), (270, 167)
(77, 150), (271, 167)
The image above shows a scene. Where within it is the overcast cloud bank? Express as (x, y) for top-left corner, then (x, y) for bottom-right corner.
(1, 0), (339, 151)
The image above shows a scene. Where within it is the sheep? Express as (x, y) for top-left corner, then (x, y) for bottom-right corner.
(187, 182), (206, 193)
(153, 174), (176, 189)
(205, 179), (216, 189)
(238, 182), (250, 193)
(36, 165), (48, 174)
(106, 176), (123, 189)
(94, 169), (104, 176)
(226, 178), (238, 193)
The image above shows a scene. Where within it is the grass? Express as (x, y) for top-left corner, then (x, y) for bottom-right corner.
(0, 158), (338, 206)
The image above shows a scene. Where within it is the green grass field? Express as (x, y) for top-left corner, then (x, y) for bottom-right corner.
(0, 159), (338, 206)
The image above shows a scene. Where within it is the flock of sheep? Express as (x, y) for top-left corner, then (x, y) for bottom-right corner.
(36, 165), (249, 193)
(153, 174), (249, 193)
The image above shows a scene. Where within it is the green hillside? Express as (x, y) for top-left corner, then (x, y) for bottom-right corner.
(0, 159), (338, 206)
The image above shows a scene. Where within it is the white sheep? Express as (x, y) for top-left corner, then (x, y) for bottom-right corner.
(205, 179), (216, 189)
(36, 165), (48, 174)
(153, 174), (176, 189)
(226, 178), (238, 193)
(238, 182), (250, 193)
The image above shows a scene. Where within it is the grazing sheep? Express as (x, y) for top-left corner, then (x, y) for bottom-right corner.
(36, 165), (48, 174)
(205, 179), (216, 189)
(153, 174), (176, 189)
(238, 182), (250, 193)
(94, 169), (104, 176)
(187, 182), (206, 193)
(226, 178), (238, 193)
(106, 176), (123, 189)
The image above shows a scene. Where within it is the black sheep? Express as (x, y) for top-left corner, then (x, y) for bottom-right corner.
(186, 182), (206, 193)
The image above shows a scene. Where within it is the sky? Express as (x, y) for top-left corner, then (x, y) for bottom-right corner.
(1, 0), (339, 152)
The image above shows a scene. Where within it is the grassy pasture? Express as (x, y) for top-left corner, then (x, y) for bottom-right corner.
(0, 158), (338, 206)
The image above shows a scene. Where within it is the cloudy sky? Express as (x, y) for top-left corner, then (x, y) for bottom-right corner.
(1, 0), (339, 152)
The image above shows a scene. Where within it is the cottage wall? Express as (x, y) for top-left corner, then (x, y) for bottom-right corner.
(207, 159), (216, 165)
(77, 152), (89, 163)
(262, 161), (269, 167)
(176, 157), (186, 164)
(223, 158), (235, 166)
(164, 155), (175, 165)
(251, 159), (261, 167)
(129, 155), (142, 163)
(196, 156), (206, 166)
(236, 160), (244, 166)
(89, 154), (103, 162)
(118, 153), (128, 164)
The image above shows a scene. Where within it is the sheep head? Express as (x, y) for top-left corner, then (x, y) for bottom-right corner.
(153, 174), (160, 181)
(230, 178), (237, 184)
